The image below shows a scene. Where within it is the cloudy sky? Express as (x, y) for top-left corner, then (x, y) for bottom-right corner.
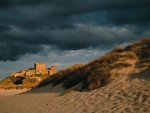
(0, 0), (150, 79)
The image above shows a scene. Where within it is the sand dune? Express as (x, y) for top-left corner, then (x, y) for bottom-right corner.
(0, 67), (150, 113)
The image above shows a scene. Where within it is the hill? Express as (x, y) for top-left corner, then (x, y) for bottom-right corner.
(1, 38), (150, 91)
(38, 37), (150, 91)
(0, 76), (41, 89)
(0, 62), (56, 89)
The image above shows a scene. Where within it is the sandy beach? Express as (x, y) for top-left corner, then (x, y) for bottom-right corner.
(0, 89), (29, 97)
(0, 67), (150, 113)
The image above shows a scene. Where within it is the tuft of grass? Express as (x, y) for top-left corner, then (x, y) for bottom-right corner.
(111, 46), (124, 53)
(110, 62), (132, 69)
(0, 77), (14, 85)
(22, 77), (39, 84)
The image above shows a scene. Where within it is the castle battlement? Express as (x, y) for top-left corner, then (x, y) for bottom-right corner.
(34, 62), (46, 71)
(10, 62), (56, 77)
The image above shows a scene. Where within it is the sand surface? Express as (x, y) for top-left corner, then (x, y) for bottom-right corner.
(0, 89), (28, 97)
(0, 67), (150, 113)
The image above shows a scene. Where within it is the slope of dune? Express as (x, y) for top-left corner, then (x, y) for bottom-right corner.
(38, 38), (150, 91)
(0, 66), (150, 113)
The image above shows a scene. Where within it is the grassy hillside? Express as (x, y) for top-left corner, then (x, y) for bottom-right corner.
(0, 70), (55, 89)
(38, 63), (84, 88)
(38, 38), (150, 91)
(0, 76), (42, 89)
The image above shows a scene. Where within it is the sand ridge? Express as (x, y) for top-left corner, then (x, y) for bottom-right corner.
(0, 67), (150, 113)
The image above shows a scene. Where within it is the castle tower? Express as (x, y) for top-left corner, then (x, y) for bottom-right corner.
(34, 62), (46, 71)
(48, 65), (56, 75)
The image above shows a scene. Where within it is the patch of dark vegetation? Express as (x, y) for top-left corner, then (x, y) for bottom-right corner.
(110, 63), (132, 69)
(45, 38), (150, 91)
(10, 77), (24, 85)
(22, 78), (39, 84)
(0, 76), (40, 89)
(0, 77), (15, 85)
(37, 63), (84, 88)
(38, 48), (136, 91)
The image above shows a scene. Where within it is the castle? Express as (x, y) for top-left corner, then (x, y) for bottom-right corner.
(10, 62), (56, 77)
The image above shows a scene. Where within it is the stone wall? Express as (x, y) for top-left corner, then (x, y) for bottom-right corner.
(11, 70), (26, 77)
(10, 62), (56, 77)
(25, 70), (36, 76)
(48, 65), (56, 75)
(34, 62), (46, 71)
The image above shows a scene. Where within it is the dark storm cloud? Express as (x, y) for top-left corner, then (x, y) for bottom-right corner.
(0, 0), (150, 61)
(1, 0), (150, 30)
(0, 24), (11, 32)
(0, 39), (42, 61)
(1, 0), (150, 11)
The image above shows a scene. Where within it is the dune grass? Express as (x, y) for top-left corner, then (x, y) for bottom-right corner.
(49, 38), (150, 91)
(1, 38), (150, 91)
(0, 76), (40, 89)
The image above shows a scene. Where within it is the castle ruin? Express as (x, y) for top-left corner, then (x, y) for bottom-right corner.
(11, 62), (56, 77)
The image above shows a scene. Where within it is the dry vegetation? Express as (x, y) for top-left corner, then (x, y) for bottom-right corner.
(37, 63), (84, 88)
(0, 71), (53, 89)
(37, 38), (150, 91)
(0, 76), (40, 89)
(1, 38), (150, 91)
(125, 38), (150, 67)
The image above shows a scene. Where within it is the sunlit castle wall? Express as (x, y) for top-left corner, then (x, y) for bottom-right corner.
(34, 62), (46, 71)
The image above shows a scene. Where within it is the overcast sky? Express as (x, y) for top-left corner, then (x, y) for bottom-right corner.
(0, 0), (150, 79)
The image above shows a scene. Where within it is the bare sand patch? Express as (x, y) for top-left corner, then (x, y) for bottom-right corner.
(0, 67), (150, 113)
(0, 89), (29, 97)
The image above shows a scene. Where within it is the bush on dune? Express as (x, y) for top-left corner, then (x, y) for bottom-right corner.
(0, 77), (15, 85)
(37, 63), (84, 88)
(38, 38), (150, 91)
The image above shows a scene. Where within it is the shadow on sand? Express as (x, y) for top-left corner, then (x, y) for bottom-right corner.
(21, 66), (150, 95)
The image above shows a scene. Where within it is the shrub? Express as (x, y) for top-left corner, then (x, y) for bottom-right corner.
(37, 63), (84, 88)
(22, 78), (39, 84)
(111, 46), (124, 53)
(110, 62), (132, 69)
(0, 77), (14, 85)
(28, 38), (150, 91)
(63, 75), (83, 89)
